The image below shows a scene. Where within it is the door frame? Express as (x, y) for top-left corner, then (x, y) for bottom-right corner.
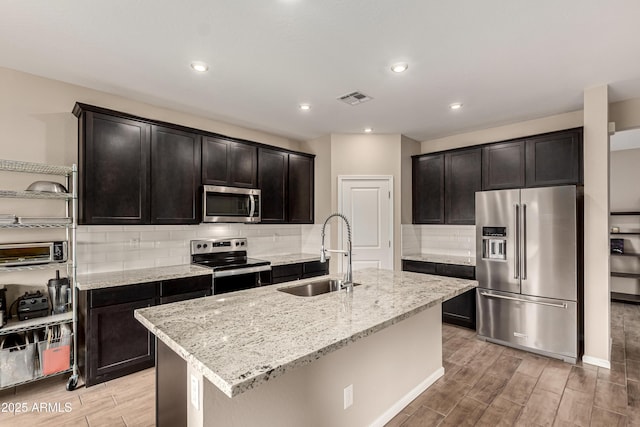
(337, 175), (394, 271)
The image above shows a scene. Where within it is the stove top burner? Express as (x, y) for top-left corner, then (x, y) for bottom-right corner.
(193, 257), (270, 271)
(190, 238), (270, 272)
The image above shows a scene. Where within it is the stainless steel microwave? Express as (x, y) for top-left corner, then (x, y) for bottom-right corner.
(202, 185), (261, 223)
(0, 241), (68, 267)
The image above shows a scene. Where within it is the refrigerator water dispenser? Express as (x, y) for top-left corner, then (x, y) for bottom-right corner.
(482, 227), (507, 260)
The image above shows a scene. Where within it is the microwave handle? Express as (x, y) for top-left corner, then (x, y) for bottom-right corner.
(249, 195), (256, 217)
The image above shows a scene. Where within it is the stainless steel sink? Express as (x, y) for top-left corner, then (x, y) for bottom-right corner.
(278, 279), (360, 297)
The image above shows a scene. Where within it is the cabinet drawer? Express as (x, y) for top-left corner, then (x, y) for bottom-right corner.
(436, 264), (475, 280)
(272, 263), (302, 279)
(401, 260), (437, 274)
(477, 289), (577, 359)
(443, 290), (476, 329)
(159, 275), (212, 298)
(302, 261), (328, 278)
(89, 282), (157, 309)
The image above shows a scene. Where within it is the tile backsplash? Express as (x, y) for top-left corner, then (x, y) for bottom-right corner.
(77, 223), (329, 275)
(402, 224), (476, 258)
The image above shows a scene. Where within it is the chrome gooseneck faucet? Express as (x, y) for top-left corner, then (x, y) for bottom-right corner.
(320, 213), (353, 292)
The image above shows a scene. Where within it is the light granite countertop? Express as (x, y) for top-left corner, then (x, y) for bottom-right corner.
(76, 264), (212, 291)
(402, 253), (476, 266)
(75, 254), (323, 291)
(135, 267), (477, 398)
(257, 252), (324, 266)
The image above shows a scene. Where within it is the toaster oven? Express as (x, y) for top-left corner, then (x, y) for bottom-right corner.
(0, 242), (67, 267)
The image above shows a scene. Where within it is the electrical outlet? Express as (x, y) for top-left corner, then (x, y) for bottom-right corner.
(344, 384), (353, 409)
(190, 374), (200, 410)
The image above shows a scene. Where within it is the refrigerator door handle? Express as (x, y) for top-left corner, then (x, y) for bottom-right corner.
(522, 203), (527, 280)
(514, 204), (520, 279)
(479, 291), (568, 309)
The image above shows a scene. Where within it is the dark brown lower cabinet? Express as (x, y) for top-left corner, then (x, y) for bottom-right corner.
(265, 260), (329, 285)
(79, 282), (157, 386)
(87, 298), (156, 386)
(402, 259), (476, 330)
(79, 276), (212, 386)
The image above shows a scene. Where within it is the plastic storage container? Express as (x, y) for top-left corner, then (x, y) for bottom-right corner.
(0, 333), (35, 387)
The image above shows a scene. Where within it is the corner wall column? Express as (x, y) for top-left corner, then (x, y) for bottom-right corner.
(582, 85), (611, 368)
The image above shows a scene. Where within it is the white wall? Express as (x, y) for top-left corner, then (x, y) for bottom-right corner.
(330, 134), (403, 270)
(420, 110), (583, 153)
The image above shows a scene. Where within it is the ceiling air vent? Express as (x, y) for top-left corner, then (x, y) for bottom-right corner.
(338, 91), (373, 106)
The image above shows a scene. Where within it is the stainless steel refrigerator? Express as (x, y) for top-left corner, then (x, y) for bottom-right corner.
(476, 185), (583, 363)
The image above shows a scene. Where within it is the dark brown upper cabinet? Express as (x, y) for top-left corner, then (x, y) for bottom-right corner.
(202, 136), (257, 188)
(445, 148), (482, 224)
(77, 110), (151, 225)
(75, 103), (314, 226)
(288, 153), (314, 223)
(525, 129), (583, 187)
(412, 154), (445, 224)
(258, 148), (288, 223)
(150, 126), (201, 224)
(258, 148), (314, 224)
(481, 129), (583, 190)
(482, 140), (525, 190)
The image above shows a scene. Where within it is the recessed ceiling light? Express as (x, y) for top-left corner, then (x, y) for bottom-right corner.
(391, 62), (409, 73)
(299, 104), (311, 111)
(364, 127), (373, 133)
(190, 61), (209, 72)
(449, 103), (463, 110)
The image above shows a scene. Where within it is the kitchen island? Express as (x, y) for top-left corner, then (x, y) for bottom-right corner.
(135, 267), (477, 427)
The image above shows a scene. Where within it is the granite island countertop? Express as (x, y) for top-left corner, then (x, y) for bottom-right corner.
(76, 264), (212, 291)
(134, 267), (477, 398)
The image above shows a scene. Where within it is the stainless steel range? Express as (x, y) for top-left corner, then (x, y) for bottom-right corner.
(191, 238), (270, 295)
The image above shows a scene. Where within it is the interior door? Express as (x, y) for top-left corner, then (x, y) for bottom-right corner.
(520, 185), (577, 301)
(475, 189), (521, 293)
(339, 176), (393, 271)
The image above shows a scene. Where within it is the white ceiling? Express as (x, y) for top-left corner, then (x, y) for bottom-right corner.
(2, 1), (640, 142)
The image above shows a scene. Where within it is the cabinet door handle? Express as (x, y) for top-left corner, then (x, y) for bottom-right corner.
(479, 292), (567, 309)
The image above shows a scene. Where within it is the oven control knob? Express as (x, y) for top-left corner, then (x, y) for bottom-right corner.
(197, 244), (202, 249)
(203, 244), (208, 249)
(241, 241), (245, 246)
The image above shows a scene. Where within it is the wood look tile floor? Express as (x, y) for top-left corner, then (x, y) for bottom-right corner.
(0, 366), (155, 426)
(0, 302), (638, 426)
(387, 302), (640, 427)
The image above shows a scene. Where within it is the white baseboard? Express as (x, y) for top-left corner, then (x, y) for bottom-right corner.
(582, 355), (610, 369)
(369, 367), (445, 427)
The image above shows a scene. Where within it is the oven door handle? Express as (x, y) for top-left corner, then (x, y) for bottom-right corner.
(213, 264), (271, 278)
